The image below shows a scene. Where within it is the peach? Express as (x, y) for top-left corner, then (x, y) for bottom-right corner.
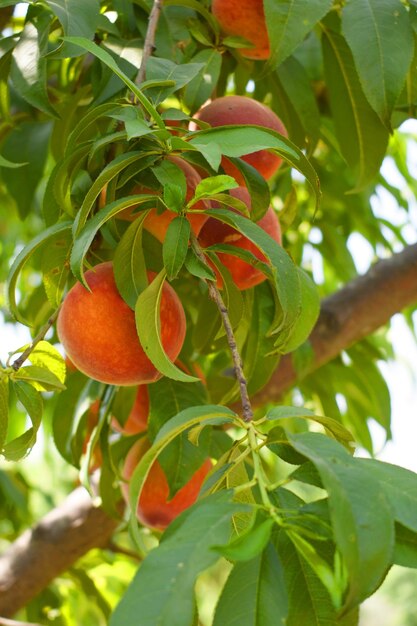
(81, 399), (103, 470)
(212, 0), (270, 60)
(122, 439), (212, 530)
(111, 385), (149, 435)
(57, 262), (186, 386)
(199, 187), (281, 290)
(120, 156), (209, 241)
(190, 96), (287, 180)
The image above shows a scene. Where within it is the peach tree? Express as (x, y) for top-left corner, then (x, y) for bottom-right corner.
(1, 1), (417, 624)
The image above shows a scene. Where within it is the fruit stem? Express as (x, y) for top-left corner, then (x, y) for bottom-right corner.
(136, 0), (163, 86)
(10, 307), (61, 372)
(190, 233), (254, 422)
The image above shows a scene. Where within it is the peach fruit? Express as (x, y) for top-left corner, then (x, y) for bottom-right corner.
(122, 439), (212, 530)
(212, 0), (270, 60)
(199, 186), (281, 290)
(190, 96), (287, 180)
(111, 385), (149, 435)
(57, 262), (186, 386)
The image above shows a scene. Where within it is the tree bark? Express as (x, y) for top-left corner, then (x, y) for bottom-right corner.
(1, 243), (417, 618)
(0, 487), (118, 618)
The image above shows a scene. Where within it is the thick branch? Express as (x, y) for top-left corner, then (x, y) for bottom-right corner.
(1, 244), (417, 617)
(250, 242), (417, 407)
(0, 487), (118, 618)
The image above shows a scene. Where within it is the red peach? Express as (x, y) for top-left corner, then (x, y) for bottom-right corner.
(111, 385), (149, 435)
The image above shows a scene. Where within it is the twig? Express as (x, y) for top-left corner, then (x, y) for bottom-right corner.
(190, 233), (254, 422)
(11, 308), (61, 372)
(136, 0), (163, 85)
(107, 541), (142, 562)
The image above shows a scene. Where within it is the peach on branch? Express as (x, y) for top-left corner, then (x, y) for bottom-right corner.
(199, 186), (281, 290)
(190, 96), (287, 180)
(122, 439), (212, 531)
(212, 0), (270, 60)
(57, 262), (186, 386)
(120, 156), (209, 242)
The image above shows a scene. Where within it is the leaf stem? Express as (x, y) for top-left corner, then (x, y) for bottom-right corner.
(190, 233), (254, 422)
(137, 0), (163, 85)
(10, 308), (61, 372)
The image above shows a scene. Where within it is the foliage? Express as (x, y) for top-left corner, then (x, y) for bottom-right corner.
(1, 1), (417, 625)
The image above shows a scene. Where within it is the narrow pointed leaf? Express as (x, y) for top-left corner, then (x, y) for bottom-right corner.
(163, 216), (191, 280)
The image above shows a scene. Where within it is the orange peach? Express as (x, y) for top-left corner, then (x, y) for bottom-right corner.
(199, 186), (281, 290)
(212, 0), (270, 60)
(190, 96), (287, 180)
(121, 156), (209, 242)
(122, 439), (212, 530)
(57, 262), (186, 386)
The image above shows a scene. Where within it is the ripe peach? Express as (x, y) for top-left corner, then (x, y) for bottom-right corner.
(120, 156), (209, 241)
(190, 96), (287, 180)
(111, 385), (149, 435)
(81, 399), (103, 470)
(122, 439), (212, 530)
(212, 0), (269, 60)
(199, 187), (281, 290)
(57, 262), (186, 386)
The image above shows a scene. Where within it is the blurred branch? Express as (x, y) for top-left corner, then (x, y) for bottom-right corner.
(1, 243), (417, 617)
(0, 618), (43, 626)
(136, 0), (163, 85)
(0, 487), (118, 618)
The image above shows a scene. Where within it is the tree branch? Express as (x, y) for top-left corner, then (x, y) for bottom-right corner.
(136, 0), (163, 85)
(10, 308), (60, 371)
(250, 242), (417, 407)
(0, 487), (118, 618)
(1, 243), (417, 617)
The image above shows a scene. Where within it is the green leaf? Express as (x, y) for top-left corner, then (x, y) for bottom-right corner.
(0, 154), (27, 168)
(41, 231), (71, 307)
(394, 523), (417, 568)
(113, 213), (148, 309)
(203, 207), (303, 348)
(14, 341), (66, 386)
(46, 0), (100, 56)
(13, 365), (66, 392)
(2, 380), (43, 461)
(63, 37), (164, 127)
(341, 0), (414, 127)
(322, 14), (389, 190)
(264, 406), (353, 445)
(0, 375), (9, 453)
(183, 48), (222, 113)
(213, 543), (288, 626)
(192, 175), (238, 202)
(152, 158), (187, 202)
(147, 378), (209, 495)
(357, 459), (417, 533)
(264, 0), (333, 69)
(222, 158), (271, 222)
(135, 270), (198, 383)
(7, 221), (72, 324)
(243, 282), (279, 395)
(214, 516), (275, 562)
(184, 247), (216, 280)
(276, 531), (341, 626)
(145, 57), (204, 105)
(71, 198), (153, 287)
(162, 216), (191, 280)
(277, 267), (320, 353)
(288, 432), (394, 608)
(0, 121), (52, 218)
(188, 125), (320, 208)
(72, 151), (155, 236)
(110, 492), (249, 626)
(10, 17), (57, 116)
